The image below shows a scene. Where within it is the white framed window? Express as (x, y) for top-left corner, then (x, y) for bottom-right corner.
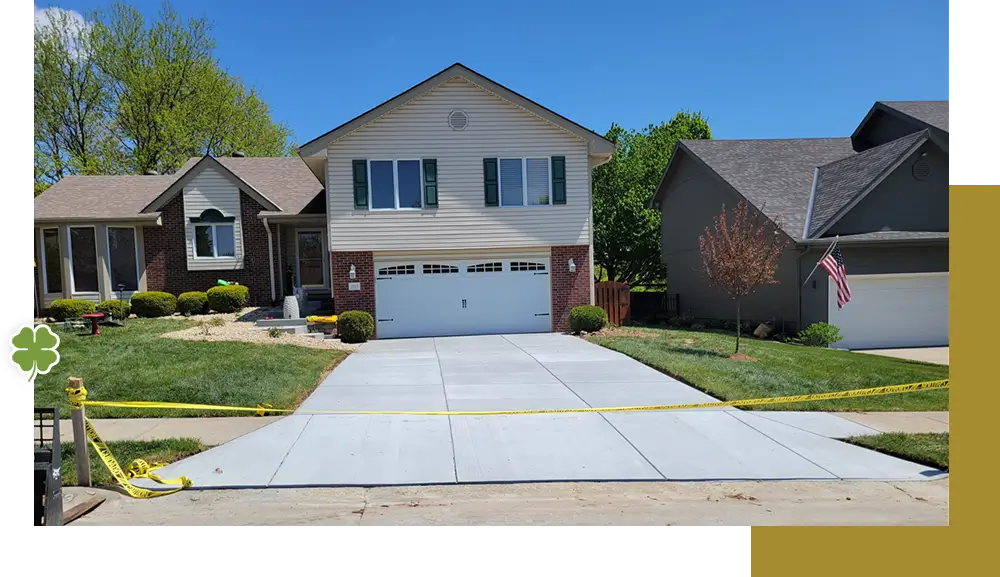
(40, 228), (62, 295)
(498, 157), (551, 207)
(107, 227), (140, 292)
(194, 224), (236, 258)
(67, 225), (99, 293)
(369, 159), (423, 210)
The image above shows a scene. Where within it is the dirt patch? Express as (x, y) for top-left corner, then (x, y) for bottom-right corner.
(591, 327), (659, 339)
(729, 353), (759, 362)
(161, 319), (357, 352)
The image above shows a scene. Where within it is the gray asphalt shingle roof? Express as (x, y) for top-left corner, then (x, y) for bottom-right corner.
(808, 130), (928, 237)
(34, 156), (323, 221)
(680, 137), (856, 241)
(882, 101), (949, 132)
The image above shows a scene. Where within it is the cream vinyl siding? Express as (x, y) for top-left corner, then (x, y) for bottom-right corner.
(326, 77), (591, 251)
(183, 167), (244, 270)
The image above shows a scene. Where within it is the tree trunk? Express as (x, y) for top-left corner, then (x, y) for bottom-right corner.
(735, 298), (741, 354)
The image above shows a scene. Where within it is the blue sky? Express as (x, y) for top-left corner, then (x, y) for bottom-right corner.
(39, 0), (948, 144)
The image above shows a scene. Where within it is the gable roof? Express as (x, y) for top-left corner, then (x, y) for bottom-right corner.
(34, 174), (179, 222)
(675, 138), (856, 241)
(806, 130), (929, 237)
(850, 100), (948, 151)
(297, 62), (616, 158)
(35, 156), (324, 223)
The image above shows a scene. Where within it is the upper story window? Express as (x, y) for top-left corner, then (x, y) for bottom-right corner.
(191, 209), (236, 258)
(370, 159), (422, 210)
(484, 156), (566, 207)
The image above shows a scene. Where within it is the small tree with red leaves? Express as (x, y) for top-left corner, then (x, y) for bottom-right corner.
(698, 200), (788, 353)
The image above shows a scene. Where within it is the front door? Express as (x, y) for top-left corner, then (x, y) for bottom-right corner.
(296, 230), (326, 287)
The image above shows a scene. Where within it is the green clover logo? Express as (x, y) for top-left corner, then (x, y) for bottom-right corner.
(11, 324), (60, 381)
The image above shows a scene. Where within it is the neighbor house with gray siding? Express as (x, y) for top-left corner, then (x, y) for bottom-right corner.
(651, 101), (948, 350)
(34, 63), (615, 338)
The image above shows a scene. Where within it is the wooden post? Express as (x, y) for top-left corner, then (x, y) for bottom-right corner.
(68, 377), (91, 487)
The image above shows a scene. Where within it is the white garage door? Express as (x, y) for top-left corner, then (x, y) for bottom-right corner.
(828, 273), (948, 350)
(374, 256), (552, 339)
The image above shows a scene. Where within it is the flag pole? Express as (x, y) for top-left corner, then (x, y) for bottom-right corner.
(802, 236), (839, 287)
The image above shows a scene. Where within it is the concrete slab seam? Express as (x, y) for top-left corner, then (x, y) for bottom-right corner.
(266, 414), (314, 487)
(434, 337), (460, 483)
(500, 334), (667, 481)
(723, 412), (842, 479)
(751, 412), (881, 438)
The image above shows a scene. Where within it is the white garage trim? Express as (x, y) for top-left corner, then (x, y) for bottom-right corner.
(828, 272), (948, 350)
(374, 251), (553, 339)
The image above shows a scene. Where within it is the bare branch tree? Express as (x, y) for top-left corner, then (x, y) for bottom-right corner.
(698, 200), (788, 353)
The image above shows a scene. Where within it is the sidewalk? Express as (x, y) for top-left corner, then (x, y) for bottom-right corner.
(55, 411), (947, 446)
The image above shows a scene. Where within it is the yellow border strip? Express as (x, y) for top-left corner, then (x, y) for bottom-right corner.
(80, 379), (949, 417)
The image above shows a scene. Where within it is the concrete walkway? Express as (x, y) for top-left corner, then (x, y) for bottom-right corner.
(63, 410), (949, 446)
(857, 347), (949, 365)
(126, 334), (948, 489)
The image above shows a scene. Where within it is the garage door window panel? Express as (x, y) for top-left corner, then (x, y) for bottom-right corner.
(511, 261), (546, 272)
(423, 264), (459, 274)
(468, 262), (502, 273)
(377, 265), (415, 277)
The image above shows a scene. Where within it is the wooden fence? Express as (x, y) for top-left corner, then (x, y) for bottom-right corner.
(594, 281), (631, 326)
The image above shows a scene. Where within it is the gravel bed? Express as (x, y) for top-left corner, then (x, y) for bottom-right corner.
(160, 312), (357, 352)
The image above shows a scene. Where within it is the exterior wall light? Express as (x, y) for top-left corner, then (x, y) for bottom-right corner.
(568, 258), (576, 273)
(349, 265), (356, 280)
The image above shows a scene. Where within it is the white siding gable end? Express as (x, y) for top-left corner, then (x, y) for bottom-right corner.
(326, 77), (592, 252)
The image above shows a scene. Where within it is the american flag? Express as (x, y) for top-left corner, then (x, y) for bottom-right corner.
(820, 244), (852, 308)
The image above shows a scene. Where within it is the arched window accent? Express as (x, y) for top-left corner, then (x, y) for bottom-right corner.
(189, 208), (236, 223)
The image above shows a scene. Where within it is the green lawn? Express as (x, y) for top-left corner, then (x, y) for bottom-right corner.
(60, 437), (207, 486)
(34, 319), (346, 418)
(845, 433), (949, 470)
(587, 327), (948, 411)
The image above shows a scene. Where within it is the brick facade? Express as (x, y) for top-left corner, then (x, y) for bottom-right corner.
(550, 245), (593, 332)
(330, 250), (375, 322)
(144, 191), (275, 306)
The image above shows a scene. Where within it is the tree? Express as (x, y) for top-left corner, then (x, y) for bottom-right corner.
(698, 200), (788, 353)
(592, 112), (711, 287)
(34, 1), (293, 192)
(34, 7), (115, 185)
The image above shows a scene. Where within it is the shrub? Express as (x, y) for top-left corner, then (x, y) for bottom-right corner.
(798, 322), (843, 347)
(671, 315), (695, 328)
(569, 305), (608, 333)
(207, 285), (249, 313)
(690, 322), (706, 331)
(338, 310), (374, 343)
(97, 299), (131, 319)
(50, 299), (95, 321)
(130, 291), (177, 318)
(177, 291), (209, 315)
(267, 327), (283, 339)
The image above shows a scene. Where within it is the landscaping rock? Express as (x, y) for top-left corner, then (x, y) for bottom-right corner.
(754, 322), (773, 339)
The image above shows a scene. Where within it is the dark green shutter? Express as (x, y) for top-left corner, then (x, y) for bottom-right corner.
(352, 160), (368, 209)
(423, 159), (438, 208)
(551, 156), (566, 205)
(483, 158), (499, 207)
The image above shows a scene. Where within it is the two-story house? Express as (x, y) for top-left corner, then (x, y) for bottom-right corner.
(33, 63), (616, 338)
(650, 100), (948, 350)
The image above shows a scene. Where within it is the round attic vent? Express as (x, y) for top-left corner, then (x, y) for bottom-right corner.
(912, 159), (932, 181)
(448, 110), (469, 130)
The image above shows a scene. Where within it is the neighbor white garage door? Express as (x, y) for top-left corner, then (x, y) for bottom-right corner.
(828, 273), (949, 350)
(374, 255), (552, 339)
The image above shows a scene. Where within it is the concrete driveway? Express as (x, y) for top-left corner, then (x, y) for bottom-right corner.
(857, 347), (949, 365)
(138, 334), (945, 489)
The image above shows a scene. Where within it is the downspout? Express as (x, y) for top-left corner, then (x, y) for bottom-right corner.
(263, 217), (276, 304)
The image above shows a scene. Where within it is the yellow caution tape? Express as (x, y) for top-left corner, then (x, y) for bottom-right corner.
(68, 383), (192, 498)
(69, 378), (948, 499)
(79, 379), (949, 417)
